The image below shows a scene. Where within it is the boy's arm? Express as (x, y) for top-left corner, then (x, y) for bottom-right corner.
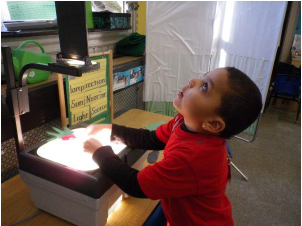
(111, 124), (165, 150)
(93, 145), (197, 200)
(93, 146), (147, 198)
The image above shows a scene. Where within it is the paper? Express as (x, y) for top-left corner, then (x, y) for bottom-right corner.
(67, 58), (108, 125)
(145, 121), (165, 131)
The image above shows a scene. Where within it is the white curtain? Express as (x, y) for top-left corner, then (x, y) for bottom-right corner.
(145, 2), (217, 102)
(144, 1), (287, 114)
(210, 1), (287, 104)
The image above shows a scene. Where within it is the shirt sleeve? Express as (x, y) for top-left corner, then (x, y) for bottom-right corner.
(137, 151), (198, 200)
(93, 146), (147, 198)
(111, 124), (165, 150)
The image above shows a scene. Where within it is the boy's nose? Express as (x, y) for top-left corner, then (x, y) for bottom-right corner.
(189, 78), (199, 88)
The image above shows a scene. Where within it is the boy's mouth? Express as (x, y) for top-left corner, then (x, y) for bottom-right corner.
(178, 91), (184, 97)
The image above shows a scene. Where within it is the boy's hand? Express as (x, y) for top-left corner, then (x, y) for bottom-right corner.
(85, 124), (112, 135)
(83, 138), (103, 155)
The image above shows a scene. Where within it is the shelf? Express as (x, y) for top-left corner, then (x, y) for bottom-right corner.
(1, 56), (144, 96)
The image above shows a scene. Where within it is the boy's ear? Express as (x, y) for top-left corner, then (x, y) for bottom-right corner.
(202, 118), (225, 134)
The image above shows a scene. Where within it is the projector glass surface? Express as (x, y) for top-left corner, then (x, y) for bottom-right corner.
(37, 128), (126, 171)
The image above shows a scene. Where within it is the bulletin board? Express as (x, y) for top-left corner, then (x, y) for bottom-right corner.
(57, 51), (113, 128)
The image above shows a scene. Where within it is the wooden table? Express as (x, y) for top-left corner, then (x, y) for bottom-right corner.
(1, 109), (172, 226)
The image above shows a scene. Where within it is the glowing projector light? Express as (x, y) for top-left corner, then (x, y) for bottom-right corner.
(37, 128), (126, 171)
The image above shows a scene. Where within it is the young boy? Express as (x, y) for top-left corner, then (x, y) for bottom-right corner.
(84, 67), (262, 226)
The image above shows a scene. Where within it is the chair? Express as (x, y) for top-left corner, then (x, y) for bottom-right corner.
(226, 116), (261, 181)
(264, 63), (301, 122)
(227, 142), (248, 181)
(143, 203), (166, 226)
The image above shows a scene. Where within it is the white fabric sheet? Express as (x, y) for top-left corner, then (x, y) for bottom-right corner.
(145, 1), (287, 106)
(145, 2), (217, 102)
(210, 1), (287, 104)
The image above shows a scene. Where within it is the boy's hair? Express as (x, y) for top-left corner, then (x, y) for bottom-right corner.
(216, 67), (262, 139)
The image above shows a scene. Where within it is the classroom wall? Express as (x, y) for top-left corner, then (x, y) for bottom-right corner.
(137, 1), (146, 35)
(280, 1), (301, 63)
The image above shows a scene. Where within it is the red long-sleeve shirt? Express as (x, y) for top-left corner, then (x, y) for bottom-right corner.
(93, 114), (233, 226)
(137, 114), (234, 226)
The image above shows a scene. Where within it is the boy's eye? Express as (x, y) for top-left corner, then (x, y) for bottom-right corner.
(202, 83), (208, 92)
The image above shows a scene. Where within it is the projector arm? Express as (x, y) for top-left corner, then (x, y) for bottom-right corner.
(2, 46), (90, 154)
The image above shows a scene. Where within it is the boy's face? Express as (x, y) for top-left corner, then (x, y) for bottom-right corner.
(173, 68), (229, 130)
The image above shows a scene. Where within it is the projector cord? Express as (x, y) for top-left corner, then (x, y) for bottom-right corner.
(8, 210), (42, 226)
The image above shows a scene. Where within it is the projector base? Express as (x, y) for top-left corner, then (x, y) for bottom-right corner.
(19, 151), (148, 226)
